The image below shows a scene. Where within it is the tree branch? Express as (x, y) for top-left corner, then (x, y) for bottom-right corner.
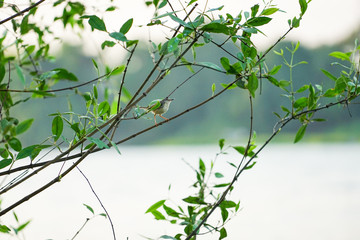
(0, 0), (46, 25)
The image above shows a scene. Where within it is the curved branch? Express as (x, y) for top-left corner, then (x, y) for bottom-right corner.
(0, 72), (112, 93)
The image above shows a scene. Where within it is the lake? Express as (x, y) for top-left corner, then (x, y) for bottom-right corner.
(1, 143), (359, 240)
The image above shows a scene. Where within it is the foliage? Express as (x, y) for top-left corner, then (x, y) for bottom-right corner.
(0, 0), (359, 239)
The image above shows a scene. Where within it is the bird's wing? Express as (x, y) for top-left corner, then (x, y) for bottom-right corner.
(148, 99), (162, 111)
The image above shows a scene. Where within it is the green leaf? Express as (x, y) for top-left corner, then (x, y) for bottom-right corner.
(199, 158), (206, 177)
(293, 97), (308, 108)
(244, 161), (257, 170)
(109, 32), (127, 42)
(214, 183), (231, 188)
(329, 51), (351, 61)
(266, 76), (280, 87)
(323, 88), (337, 97)
(16, 145), (36, 160)
(160, 235), (177, 240)
(15, 118), (33, 135)
(151, 210), (166, 220)
(291, 16), (300, 28)
(0, 224), (11, 233)
(101, 40), (116, 49)
(251, 4), (259, 17)
(16, 144), (50, 161)
(220, 57), (231, 72)
(0, 159), (12, 169)
(215, 172), (224, 178)
(219, 227), (227, 240)
(16, 220), (30, 232)
(158, 0), (167, 8)
(221, 82), (237, 90)
(334, 76), (347, 93)
(110, 65), (126, 76)
(261, 8), (279, 16)
(296, 85), (309, 93)
(247, 16), (272, 26)
(92, 59), (99, 74)
(9, 138), (22, 152)
(268, 65), (282, 75)
(279, 80), (290, 89)
(81, 15), (107, 31)
(294, 124), (307, 143)
(169, 14), (192, 29)
(105, 6), (116, 11)
(52, 116), (63, 141)
(207, 5), (224, 12)
(211, 83), (216, 95)
(167, 37), (180, 53)
(197, 62), (223, 72)
(187, 0), (198, 6)
(163, 205), (180, 218)
(220, 207), (228, 223)
(98, 101), (110, 116)
(120, 18), (133, 34)
(83, 204), (94, 214)
(247, 72), (258, 98)
(0, 148), (8, 158)
(0, 64), (5, 83)
(200, 22), (230, 34)
(220, 200), (237, 208)
(299, 0), (308, 15)
(145, 200), (166, 213)
(15, 64), (26, 86)
(320, 69), (337, 81)
(281, 105), (290, 113)
(219, 138), (225, 150)
(87, 137), (109, 149)
(52, 68), (78, 81)
(182, 196), (206, 204)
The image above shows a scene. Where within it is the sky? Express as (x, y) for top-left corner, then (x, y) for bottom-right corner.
(1, 0), (359, 58)
(102, 0), (360, 48)
(71, 0), (360, 61)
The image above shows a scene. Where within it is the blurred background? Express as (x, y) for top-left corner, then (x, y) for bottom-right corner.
(7, 0), (360, 146)
(1, 1), (360, 240)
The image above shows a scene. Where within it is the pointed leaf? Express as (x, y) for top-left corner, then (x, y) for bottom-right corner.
(15, 118), (34, 135)
(201, 22), (230, 34)
(87, 137), (109, 149)
(329, 51), (351, 61)
(145, 200), (166, 213)
(321, 69), (337, 81)
(247, 72), (258, 97)
(294, 124), (307, 143)
(247, 16), (272, 26)
(83, 204), (94, 214)
(197, 62), (223, 72)
(52, 116), (63, 141)
(120, 18), (133, 34)
(15, 64), (26, 86)
(0, 159), (12, 169)
(81, 15), (107, 31)
(9, 138), (22, 152)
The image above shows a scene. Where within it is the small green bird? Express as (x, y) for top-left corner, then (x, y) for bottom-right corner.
(141, 98), (174, 125)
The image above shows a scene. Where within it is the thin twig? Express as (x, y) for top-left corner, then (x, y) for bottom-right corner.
(117, 43), (138, 114)
(76, 166), (116, 240)
(0, 72), (112, 93)
(0, 0), (46, 25)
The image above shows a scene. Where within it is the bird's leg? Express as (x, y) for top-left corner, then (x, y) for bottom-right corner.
(159, 115), (169, 121)
(154, 114), (158, 126)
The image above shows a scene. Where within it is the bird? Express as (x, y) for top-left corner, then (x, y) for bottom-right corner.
(140, 98), (174, 125)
